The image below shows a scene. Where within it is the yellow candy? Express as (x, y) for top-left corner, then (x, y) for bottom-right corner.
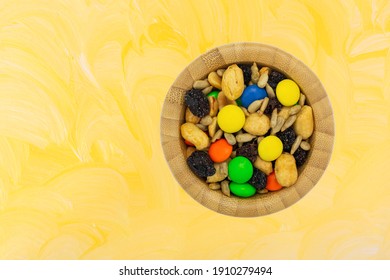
(276, 79), (300, 106)
(217, 105), (245, 133)
(258, 136), (283, 161)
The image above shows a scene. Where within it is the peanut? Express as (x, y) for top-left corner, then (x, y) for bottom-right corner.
(185, 107), (200, 124)
(254, 156), (273, 175)
(275, 153), (298, 187)
(221, 64), (245, 100)
(208, 96), (219, 117)
(293, 105), (314, 139)
(207, 162), (228, 183)
(208, 117), (218, 138)
(180, 122), (210, 150)
(208, 71), (222, 89)
(193, 79), (210, 90)
(243, 113), (270, 136)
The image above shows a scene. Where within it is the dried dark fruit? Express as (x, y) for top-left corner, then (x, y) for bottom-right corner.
(264, 97), (282, 115)
(268, 70), (286, 89)
(294, 147), (308, 167)
(187, 151), (216, 178)
(237, 64), (252, 85)
(277, 127), (296, 152)
(236, 142), (257, 163)
(184, 88), (210, 118)
(248, 168), (267, 190)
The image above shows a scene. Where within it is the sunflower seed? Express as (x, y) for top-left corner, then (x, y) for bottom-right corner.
(289, 105), (302, 115)
(266, 83), (276, 98)
(290, 135), (303, 155)
(236, 133), (257, 143)
(281, 115), (297, 132)
(299, 93), (306, 107)
(248, 100), (263, 113)
(224, 132), (237, 145)
(259, 97), (269, 114)
(211, 129), (223, 142)
(257, 72), (269, 88)
(202, 85), (213, 94)
(300, 141), (311, 151)
(271, 108), (278, 128)
(251, 62), (260, 84)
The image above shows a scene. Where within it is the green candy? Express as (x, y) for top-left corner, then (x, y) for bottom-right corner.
(228, 156), (253, 183)
(235, 97), (242, 106)
(229, 182), (256, 198)
(207, 90), (219, 99)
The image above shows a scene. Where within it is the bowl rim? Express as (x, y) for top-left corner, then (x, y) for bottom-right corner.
(160, 42), (335, 217)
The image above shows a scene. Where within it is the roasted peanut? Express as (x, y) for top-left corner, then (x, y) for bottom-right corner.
(207, 162), (228, 183)
(180, 122), (210, 150)
(293, 105), (314, 139)
(208, 71), (222, 89)
(254, 156), (273, 175)
(185, 107), (200, 124)
(221, 64), (245, 100)
(275, 153), (298, 187)
(243, 113), (270, 136)
(193, 79), (210, 90)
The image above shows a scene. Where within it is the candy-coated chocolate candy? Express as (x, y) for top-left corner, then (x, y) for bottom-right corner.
(217, 105), (245, 133)
(229, 182), (257, 198)
(228, 156), (253, 183)
(240, 85), (267, 108)
(208, 138), (233, 163)
(258, 136), (283, 161)
(266, 171), (282, 191)
(276, 79), (300, 106)
(236, 97), (242, 107)
(207, 90), (219, 99)
(184, 139), (195, 146)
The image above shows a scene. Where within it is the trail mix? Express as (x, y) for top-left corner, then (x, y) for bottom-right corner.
(181, 63), (314, 198)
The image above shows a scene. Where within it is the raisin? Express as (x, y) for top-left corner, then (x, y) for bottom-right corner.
(264, 98), (282, 115)
(277, 127), (296, 152)
(236, 142), (257, 163)
(187, 151), (216, 178)
(268, 70), (286, 89)
(237, 64), (252, 85)
(248, 168), (267, 190)
(294, 147), (308, 167)
(184, 88), (210, 118)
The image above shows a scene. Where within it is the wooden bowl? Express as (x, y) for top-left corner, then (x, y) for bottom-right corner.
(160, 42), (334, 217)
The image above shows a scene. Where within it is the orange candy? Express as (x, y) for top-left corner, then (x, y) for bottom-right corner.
(208, 138), (233, 163)
(266, 171), (282, 191)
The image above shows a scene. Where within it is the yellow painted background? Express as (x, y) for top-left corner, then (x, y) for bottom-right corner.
(0, 0), (390, 259)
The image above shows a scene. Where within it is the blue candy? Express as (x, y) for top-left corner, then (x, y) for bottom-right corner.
(240, 85), (267, 108)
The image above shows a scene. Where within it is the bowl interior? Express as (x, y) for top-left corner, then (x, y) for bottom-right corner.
(160, 42), (334, 217)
